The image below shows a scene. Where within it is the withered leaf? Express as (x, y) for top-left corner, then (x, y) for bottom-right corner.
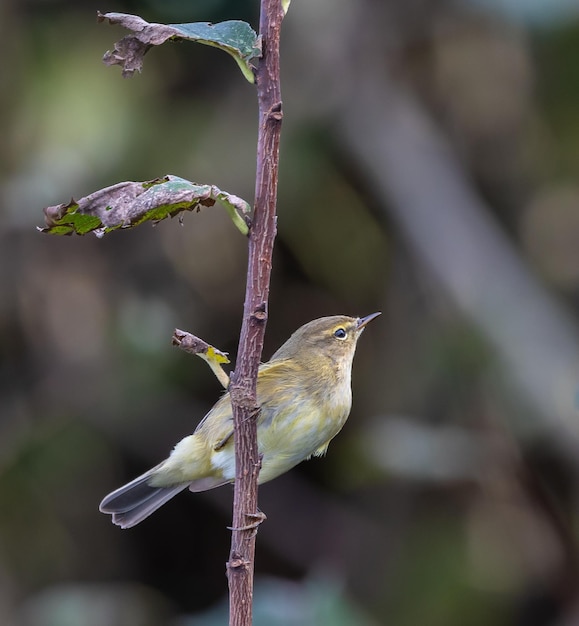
(98, 12), (261, 83)
(40, 175), (251, 237)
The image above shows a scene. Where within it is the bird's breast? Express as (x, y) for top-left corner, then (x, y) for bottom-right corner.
(254, 378), (352, 483)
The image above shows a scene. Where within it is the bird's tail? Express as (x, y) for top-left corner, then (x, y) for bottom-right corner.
(99, 465), (188, 529)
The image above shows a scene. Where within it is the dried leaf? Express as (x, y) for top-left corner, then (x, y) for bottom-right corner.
(40, 175), (251, 237)
(98, 12), (261, 83)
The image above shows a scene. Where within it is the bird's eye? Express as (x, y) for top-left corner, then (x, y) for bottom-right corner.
(334, 328), (347, 339)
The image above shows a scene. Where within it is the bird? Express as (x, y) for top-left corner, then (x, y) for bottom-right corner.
(99, 313), (380, 528)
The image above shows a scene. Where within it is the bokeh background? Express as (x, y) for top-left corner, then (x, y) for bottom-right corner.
(2, 0), (579, 624)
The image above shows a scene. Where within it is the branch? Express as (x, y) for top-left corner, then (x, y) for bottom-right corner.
(172, 329), (230, 389)
(226, 0), (283, 624)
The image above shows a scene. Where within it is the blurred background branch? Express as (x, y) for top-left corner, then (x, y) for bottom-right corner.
(2, 0), (579, 625)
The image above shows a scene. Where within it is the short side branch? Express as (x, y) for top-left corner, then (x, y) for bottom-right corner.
(172, 329), (230, 389)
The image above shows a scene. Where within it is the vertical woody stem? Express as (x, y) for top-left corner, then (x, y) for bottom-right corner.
(226, 1), (283, 625)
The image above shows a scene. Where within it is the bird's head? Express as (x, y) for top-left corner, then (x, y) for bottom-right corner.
(270, 313), (381, 367)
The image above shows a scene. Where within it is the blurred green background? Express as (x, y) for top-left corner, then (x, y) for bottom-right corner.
(2, 0), (579, 624)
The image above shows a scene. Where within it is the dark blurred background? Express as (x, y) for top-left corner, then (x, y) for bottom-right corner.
(2, 0), (579, 624)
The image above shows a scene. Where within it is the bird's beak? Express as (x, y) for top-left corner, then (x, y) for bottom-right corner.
(357, 312), (381, 331)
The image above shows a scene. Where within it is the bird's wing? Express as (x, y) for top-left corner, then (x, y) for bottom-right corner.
(193, 391), (235, 448)
(194, 359), (298, 451)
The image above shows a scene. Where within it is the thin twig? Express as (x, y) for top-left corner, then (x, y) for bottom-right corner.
(172, 328), (231, 389)
(226, 0), (284, 624)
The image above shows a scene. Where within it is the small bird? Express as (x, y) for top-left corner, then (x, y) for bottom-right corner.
(99, 313), (380, 528)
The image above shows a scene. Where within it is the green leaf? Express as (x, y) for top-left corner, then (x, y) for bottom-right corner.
(98, 12), (261, 83)
(39, 175), (251, 237)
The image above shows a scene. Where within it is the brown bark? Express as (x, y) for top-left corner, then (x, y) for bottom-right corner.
(226, 1), (284, 625)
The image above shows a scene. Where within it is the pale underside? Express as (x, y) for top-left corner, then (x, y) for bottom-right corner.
(150, 357), (353, 490)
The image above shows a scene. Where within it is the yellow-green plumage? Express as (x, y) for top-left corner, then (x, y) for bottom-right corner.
(100, 314), (379, 528)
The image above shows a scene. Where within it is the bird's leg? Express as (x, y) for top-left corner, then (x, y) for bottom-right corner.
(241, 406), (261, 424)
